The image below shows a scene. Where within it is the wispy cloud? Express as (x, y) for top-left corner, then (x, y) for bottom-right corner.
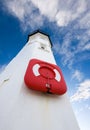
(72, 70), (83, 82)
(3, 0), (90, 29)
(70, 79), (90, 102)
(53, 25), (90, 67)
(3, 0), (44, 30)
(85, 104), (90, 110)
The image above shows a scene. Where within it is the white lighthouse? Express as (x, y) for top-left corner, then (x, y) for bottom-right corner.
(0, 31), (80, 130)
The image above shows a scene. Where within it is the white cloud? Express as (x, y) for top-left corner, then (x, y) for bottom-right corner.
(85, 104), (90, 110)
(70, 79), (90, 102)
(72, 70), (83, 82)
(53, 26), (90, 67)
(79, 12), (90, 29)
(3, 0), (44, 30)
(3, 0), (89, 29)
(31, 0), (89, 27)
(5, 0), (25, 20)
(55, 11), (71, 26)
(31, 0), (59, 21)
(83, 44), (90, 51)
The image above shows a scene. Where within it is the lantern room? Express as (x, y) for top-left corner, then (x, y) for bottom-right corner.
(27, 30), (53, 48)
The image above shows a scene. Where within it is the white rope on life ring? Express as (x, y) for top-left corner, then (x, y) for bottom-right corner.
(53, 69), (61, 82)
(32, 64), (40, 76)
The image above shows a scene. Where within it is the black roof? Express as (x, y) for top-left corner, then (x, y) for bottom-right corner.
(27, 30), (53, 47)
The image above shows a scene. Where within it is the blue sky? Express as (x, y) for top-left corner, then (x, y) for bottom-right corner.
(0, 0), (90, 130)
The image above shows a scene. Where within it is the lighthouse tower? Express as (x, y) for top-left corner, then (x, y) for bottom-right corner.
(0, 31), (80, 130)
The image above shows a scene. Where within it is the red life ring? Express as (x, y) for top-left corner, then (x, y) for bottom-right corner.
(24, 59), (67, 95)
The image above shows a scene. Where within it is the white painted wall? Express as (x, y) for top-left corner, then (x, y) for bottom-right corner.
(0, 33), (80, 130)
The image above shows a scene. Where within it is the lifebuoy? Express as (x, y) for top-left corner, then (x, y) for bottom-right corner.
(32, 63), (61, 82)
(24, 59), (67, 95)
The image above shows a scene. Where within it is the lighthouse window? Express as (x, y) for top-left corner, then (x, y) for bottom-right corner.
(40, 44), (46, 50)
(41, 46), (45, 50)
(38, 43), (50, 52)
